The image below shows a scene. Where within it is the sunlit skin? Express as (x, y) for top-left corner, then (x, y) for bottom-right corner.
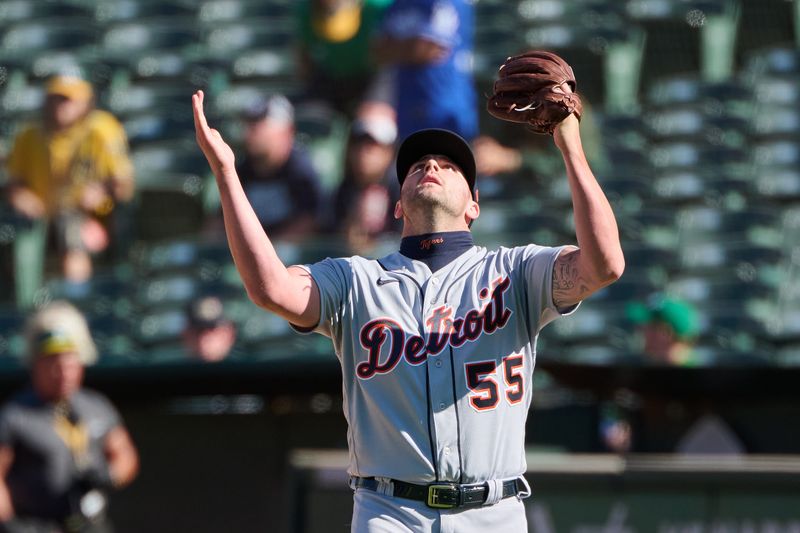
(394, 155), (479, 236)
(31, 351), (84, 403)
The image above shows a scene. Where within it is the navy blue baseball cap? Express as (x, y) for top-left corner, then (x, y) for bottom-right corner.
(396, 129), (476, 198)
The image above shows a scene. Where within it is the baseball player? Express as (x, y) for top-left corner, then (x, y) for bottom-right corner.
(193, 87), (623, 531)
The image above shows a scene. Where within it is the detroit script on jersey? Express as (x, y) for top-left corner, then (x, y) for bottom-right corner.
(295, 245), (576, 484)
(357, 277), (511, 379)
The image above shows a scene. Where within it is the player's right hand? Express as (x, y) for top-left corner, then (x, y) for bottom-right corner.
(192, 90), (236, 179)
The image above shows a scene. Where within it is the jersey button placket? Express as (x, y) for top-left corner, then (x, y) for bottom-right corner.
(424, 276), (460, 480)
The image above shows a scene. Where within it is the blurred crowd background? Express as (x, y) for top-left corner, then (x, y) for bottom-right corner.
(1, 0), (799, 371)
(0, 0), (799, 428)
(0, 0), (799, 530)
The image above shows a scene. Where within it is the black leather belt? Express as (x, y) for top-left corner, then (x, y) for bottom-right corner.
(352, 476), (525, 509)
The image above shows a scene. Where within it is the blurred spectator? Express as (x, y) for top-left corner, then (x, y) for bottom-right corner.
(235, 95), (323, 241)
(0, 301), (139, 533)
(182, 296), (237, 363)
(374, 0), (478, 141)
(333, 101), (400, 253)
(599, 402), (633, 454)
(627, 294), (700, 366)
(296, 0), (393, 114)
(4, 74), (135, 284)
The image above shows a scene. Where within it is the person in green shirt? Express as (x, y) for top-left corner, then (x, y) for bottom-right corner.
(296, 0), (393, 114)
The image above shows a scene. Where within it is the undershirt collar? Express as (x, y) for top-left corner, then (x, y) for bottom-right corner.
(399, 231), (474, 273)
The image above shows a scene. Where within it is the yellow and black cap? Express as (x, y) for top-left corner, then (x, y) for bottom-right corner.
(34, 329), (79, 357)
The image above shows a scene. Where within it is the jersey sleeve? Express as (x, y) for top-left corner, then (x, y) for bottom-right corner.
(290, 257), (352, 338)
(517, 244), (579, 334)
(382, 0), (460, 49)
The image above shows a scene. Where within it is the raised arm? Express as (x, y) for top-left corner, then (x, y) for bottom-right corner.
(551, 114), (624, 308)
(192, 91), (320, 328)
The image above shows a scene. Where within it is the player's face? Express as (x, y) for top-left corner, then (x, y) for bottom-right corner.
(31, 351), (84, 401)
(401, 155), (472, 216)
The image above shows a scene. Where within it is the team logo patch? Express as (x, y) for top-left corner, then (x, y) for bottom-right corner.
(419, 237), (445, 250)
(357, 277), (512, 379)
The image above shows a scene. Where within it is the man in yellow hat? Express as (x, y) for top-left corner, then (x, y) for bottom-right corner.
(0, 301), (139, 533)
(5, 74), (135, 283)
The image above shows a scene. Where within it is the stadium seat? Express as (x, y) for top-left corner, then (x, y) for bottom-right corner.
(0, 307), (25, 361)
(129, 140), (210, 241)
(0, 0), (93, 26)
(123, 111), (196, 146)
(132, 307), (187, 347)
(0, 19), (98, 62)
(197, 21), (292, 61)
(196, 0), (291, 25)
(135, 273), (199, 309)
(646, 105), (705, 139)
(94, 0), (197, 24)
(752, 107), (800, 137)
(105, 80), (193, 118)
(548, 302), (627, 344)
(675, 206), (783, 245)
(99, 19), (197, 60)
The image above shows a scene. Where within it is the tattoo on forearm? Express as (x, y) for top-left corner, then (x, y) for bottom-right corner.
(552, 252), (591, 307)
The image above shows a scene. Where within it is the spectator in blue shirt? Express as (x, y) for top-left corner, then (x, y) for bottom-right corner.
(373, 0), (478, 141)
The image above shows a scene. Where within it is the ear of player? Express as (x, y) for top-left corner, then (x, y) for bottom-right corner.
(486, 50), (583, 135)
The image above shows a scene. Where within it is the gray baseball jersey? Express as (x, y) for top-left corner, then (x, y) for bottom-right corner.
(296, 243), (575, 485)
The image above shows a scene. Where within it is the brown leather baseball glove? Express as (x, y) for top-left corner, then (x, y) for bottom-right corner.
(487, 50), (583, 135)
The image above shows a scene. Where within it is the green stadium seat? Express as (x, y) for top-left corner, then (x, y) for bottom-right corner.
(646, 105), (705, 139)
(229, 50), (296, 81)
(197, 21), (292, 62)
(129, 140), (210, 241)
(105, 81), (194, 117)
(675, 206), (783, 244)
(99, 19), (197, 61)
(94, 0), (197, 24)
(752, 108), (800, 137)
(0, 0), (93, 26)
(0, 308), (25, 361)
(0, 19), (98, 63)
(135, 273), (199, 308)
(590, 271), (658, 304)
(123, 111), (195, 146)
(133, 307), (187, 347)
(197, 0), (291, 25)
(549, 299), (624, 344)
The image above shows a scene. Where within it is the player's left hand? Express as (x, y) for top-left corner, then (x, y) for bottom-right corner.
(192, 90), (236, 179)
